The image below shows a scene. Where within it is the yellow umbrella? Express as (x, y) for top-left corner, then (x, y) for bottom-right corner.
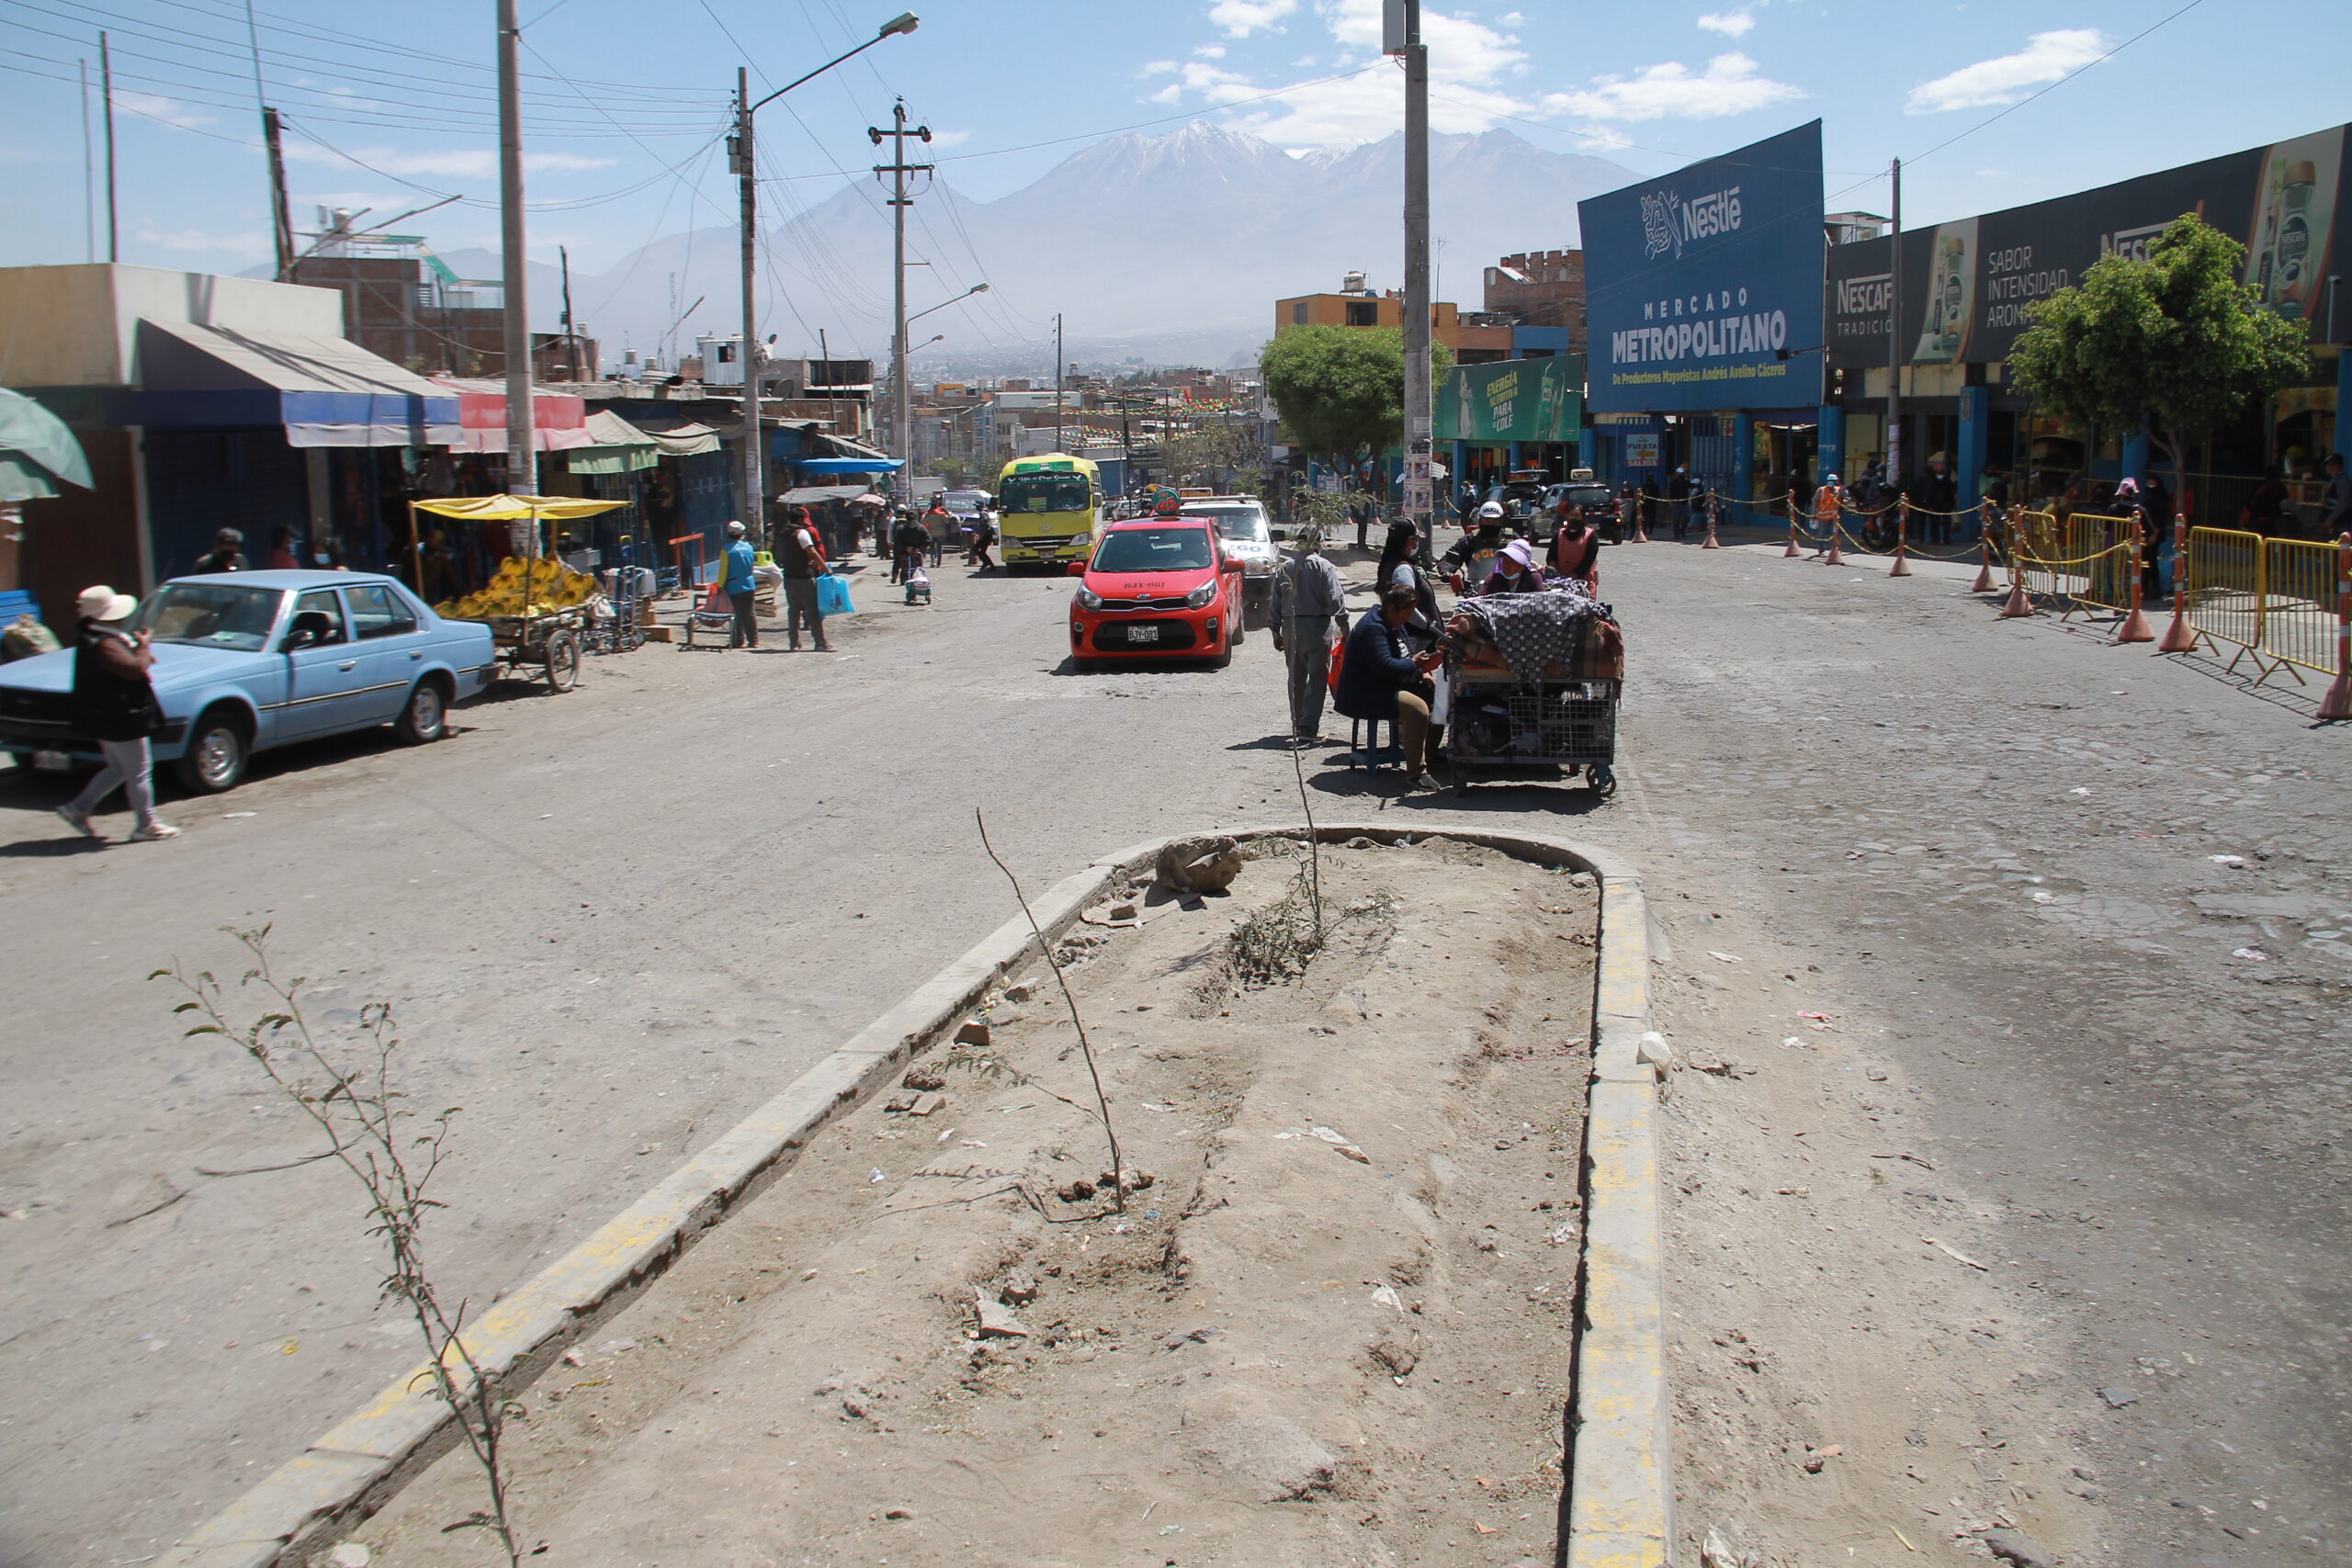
(407, 493), (630, 595)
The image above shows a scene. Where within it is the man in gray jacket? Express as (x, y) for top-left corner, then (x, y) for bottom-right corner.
(1269, 525), (1350, 743)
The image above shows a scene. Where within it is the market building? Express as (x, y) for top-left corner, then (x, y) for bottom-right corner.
(1577, 121), (1828, 514)
(1826, 119), (2352, 530)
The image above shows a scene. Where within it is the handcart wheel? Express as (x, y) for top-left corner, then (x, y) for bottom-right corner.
(1591, 764), (1617, 796)
(544, 629), (582, 692)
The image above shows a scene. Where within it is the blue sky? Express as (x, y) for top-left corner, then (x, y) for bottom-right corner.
(0, 0), (2343, 280)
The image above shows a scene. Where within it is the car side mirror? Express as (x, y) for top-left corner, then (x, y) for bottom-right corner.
(282, 610), (334, 651)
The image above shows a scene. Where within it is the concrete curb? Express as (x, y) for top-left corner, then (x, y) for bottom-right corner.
(160, 824), (1665, 1568)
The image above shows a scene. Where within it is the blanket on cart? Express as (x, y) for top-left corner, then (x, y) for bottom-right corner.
(1454, 587), (1612, 682)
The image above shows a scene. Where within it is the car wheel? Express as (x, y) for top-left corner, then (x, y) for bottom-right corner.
(173, 709), (250, 794)
(393, 678), (448, 745)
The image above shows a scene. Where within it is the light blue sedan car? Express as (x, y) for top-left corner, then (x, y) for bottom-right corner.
(0, 571), (495, 794)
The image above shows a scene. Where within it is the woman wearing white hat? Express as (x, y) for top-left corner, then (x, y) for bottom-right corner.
(56, 586), (178, 842)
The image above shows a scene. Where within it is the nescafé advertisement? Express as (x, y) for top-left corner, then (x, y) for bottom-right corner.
(1828, 122), (2348, 368)
(1577, 120), (1826, 413)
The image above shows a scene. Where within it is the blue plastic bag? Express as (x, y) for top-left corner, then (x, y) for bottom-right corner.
(815, 573), (854, 616)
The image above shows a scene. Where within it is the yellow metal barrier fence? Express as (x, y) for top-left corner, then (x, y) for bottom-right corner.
(2260, 536), (2339, 683)
(2184, 526), (2267, 666)
(2008, 508), (2137, 615)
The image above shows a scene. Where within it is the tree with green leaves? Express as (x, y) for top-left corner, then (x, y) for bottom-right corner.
(1260, 324), (1453, 479)
(2007, 211), (2309, 509)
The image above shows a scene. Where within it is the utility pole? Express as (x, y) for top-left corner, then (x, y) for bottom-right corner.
(1885, 157), (1902, 486)
(98, 31), (117, 264)
(1054, 313), (1065, 453)
(1388, 0), (1433, 535)
(729, 17), (920, 538)
(495, 0), (534, 504)
(560, 244), (582, 381)
(732, 66), (764, 538)
(264, 107), (293, 279)
(79, 60), (94, 262)
(870, 97), (933, 497)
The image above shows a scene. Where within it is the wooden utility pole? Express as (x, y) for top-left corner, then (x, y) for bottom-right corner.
(870, 97), (933, 490)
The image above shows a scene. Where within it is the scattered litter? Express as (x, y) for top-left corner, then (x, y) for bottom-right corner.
(1371, 1284), (1404, 1312)
(221, 811), (257, 818)
(1636, 1032), (1675, 1072)
(2233, 947), (2271, 962)
(2068, 787), (2091, 795)
(2211, 854), (2247, 867)
(1700, 1527), (1744, 1568)
(595, 1338), (637, 1356)
(1781, 1035), (1801, 1047)
(1278, 1126), (1372, 1164)
(1892, 1524), (1918, 1551)
(1706, 950), (1744, 964)
(935, 1127), (956, 1144)
(958, 1139), (988, 1148)
(1923, 1236), (1990, 1270)
(868, 1168), (887, 1185)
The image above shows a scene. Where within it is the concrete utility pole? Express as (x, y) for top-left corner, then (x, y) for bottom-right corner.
(1054, 312), (1065, 452)
(734, 16), (919, 540)
(264, 108), (294, 280)
(1388, 0), (1433, 534)
(1885, 157), (1902, 485)
(496, 0), (534, 502)
(871, 97), (933, 497)
(98, 31), (117, 264)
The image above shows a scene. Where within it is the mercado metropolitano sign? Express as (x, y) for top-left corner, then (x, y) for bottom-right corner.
(1577, 120), (1826, 413)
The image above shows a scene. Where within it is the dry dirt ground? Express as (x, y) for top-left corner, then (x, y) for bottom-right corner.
(353, 837), (1599, 1567)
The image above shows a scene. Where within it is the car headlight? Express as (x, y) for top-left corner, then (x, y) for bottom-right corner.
(1075, 585), (1102, 610)
(1183, 581), (1216, 609)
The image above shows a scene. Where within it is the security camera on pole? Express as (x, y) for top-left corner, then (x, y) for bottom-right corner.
(1385, 0), (1432, 541)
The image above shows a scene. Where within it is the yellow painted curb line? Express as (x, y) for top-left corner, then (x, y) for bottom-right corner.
(160, 824), (1667, 1568)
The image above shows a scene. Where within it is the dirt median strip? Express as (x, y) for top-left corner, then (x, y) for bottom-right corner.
(157, 824), (1664, 1568)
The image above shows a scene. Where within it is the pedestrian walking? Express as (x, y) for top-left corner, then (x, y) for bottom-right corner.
(1268, 525), (1349, 744)
(55, 585), (178, 843)
(779, 504), (831, 651)
(720, 519), (760, 649)
(1668, 468), (1693, 540)
(970, 509), (998, 572)
(195, 529), (248, 574)
(1919, 457), (1958, 546)
(1810, 472), (1844, 558)
(1352, 499), (1372, 552)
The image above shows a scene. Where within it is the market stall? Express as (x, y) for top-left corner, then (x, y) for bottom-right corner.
(411, 493), (628, 691)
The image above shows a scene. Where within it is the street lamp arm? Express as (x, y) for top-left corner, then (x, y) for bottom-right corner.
(749, 12), (918, 114)
(905, 281), (989, 326)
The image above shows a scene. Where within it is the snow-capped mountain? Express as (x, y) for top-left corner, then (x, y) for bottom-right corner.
(446, 123), (1635, 372)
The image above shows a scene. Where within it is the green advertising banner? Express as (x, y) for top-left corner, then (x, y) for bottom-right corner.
(1436, 355), (1585, 444)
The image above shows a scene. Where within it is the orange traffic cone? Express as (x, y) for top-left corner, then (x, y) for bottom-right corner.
(1971, 538), (1996, 593)
(2158, 516), (2197, 652)
(1701, 497), (1722, 549)
(1824, 525), (1845, 567)
(1998, 573), (2035, 617)
(2116, 522), (2154, 642)
(1889, 501), (1912, 576)
(1784, 516), (1801, 558)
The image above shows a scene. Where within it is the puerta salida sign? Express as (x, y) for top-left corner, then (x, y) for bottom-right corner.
(1828, 122), (2349, 368)
(1579, 120), (1826, 413)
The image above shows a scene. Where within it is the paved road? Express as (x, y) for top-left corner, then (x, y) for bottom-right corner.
(0, 540), (2341, 1565)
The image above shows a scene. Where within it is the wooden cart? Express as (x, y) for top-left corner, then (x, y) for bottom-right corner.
(474, 606), (585, 692)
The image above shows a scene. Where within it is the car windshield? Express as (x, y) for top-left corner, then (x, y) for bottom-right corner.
(1093, 526), (1214, 573)
(139, 582), (286, 651)
(1186, 506), (1267, 544)
(942, 491), (988, 514)
(1001, 473), (1092, 513)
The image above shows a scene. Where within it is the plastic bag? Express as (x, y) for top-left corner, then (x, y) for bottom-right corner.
(815, 573), (854, 616)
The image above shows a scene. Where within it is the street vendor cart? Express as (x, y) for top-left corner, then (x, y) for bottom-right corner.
(1441, 589), (1623, 795)
(413, 493), (628, 694)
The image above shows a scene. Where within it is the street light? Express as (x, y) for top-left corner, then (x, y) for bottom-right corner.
(732, 13), (919, 540)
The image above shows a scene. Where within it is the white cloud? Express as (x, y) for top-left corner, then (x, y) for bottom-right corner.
(1905, 28), (2106, 113)
(282, 143), (615, 180)
(930, 129), (973, 148)
(1194, 44), (1228, 58)
(1697, 9), (1756, 37)
(1216, 0), (1529, 147)
(1141, 59), (1180, 75)
(115, 91), (218, 131)
(1209, 0), (1298, 35)
(1542, 52), (1802, 121)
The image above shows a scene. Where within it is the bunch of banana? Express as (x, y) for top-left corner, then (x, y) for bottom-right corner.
(436, 556), (600, 620)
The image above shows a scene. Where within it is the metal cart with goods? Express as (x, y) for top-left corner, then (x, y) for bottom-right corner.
(413, 493), (629, 694)
(1439, 594), (1623, 796)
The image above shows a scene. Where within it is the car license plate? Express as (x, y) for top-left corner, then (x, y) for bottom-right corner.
(1127, 624), (1160, 644)
(32, 749), (72, 772)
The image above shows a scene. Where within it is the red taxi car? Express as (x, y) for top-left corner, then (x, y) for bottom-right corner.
(1069, 516), (1246, 670)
